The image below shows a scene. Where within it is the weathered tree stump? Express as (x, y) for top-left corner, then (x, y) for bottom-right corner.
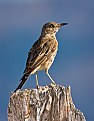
(8, 84), (86, 121)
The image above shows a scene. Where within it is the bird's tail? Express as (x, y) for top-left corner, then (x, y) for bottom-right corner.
(14, 74), (29, 92)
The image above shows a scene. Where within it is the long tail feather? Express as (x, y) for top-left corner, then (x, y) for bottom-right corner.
(14, 74), (29, 92)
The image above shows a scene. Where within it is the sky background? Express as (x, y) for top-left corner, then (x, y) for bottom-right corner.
(0, 0), (94, 120)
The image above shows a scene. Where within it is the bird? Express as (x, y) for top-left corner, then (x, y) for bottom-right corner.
(14, 21), (68, 92)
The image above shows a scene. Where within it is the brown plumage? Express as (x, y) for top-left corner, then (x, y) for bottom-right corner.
(14, 22), (68, 92)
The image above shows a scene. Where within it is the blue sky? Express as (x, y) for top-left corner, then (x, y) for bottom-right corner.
(0, 0), (94, 120)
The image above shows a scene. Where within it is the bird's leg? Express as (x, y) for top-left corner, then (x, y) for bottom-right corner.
(45, 70), (56, 85)
(35, 72), (39, 89)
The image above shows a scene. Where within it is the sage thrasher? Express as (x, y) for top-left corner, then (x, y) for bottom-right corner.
(14, 22), (68, 92)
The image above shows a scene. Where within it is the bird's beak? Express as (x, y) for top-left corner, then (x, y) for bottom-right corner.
(60, 23), (68, 27)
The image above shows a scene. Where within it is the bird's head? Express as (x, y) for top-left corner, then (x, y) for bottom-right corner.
(41, 22), (68, 36)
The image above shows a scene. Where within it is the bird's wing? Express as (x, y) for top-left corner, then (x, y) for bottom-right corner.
(14, 38), (56, 92)
(24, 38), (56, 75)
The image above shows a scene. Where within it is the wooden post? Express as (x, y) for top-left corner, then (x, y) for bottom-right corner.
(8, 84), (86, 121)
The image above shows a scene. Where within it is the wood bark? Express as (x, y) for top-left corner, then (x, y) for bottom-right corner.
(8, 84), (86, 121)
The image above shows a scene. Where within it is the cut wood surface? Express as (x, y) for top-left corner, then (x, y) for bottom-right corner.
(8, 84), (86, 121)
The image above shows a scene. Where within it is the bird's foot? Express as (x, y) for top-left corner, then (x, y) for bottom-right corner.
(36, 84), (39, 89)
(50, 82), (56, 87)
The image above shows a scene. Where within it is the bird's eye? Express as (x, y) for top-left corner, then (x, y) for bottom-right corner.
(49, 24), (55, 28)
